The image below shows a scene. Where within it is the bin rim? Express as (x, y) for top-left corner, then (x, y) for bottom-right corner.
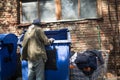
(52, 40), (71, 44)
(0, 33), (18, 44)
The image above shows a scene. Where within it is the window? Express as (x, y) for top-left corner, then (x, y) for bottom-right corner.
(39, 0), (56, 22)
(21, 0), (101, 23)
(61, 0), (78, 20)
(80, 0), (97, 18)
(22, 2), (38, 22)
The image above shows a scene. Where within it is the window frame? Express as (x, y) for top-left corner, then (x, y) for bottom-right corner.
(20, 0), (102, 23)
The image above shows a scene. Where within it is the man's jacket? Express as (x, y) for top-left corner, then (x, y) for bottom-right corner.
(22, 25), (52, 61)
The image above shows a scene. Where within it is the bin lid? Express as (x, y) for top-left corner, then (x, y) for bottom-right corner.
(0, 33), (18, 44)
(45, 28), (71, 43)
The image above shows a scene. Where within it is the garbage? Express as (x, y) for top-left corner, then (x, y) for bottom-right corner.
(70, 50), (109, 80)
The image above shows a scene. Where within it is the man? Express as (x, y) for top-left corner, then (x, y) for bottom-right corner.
(22, 19), (54, 80)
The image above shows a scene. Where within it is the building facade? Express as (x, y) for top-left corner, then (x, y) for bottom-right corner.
(0, 0), (120, 78)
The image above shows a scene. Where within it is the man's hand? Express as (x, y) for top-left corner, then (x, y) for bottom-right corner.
(49, 38), (55, 43)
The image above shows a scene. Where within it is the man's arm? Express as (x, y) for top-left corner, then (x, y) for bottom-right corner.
(36, 28), (54, 45)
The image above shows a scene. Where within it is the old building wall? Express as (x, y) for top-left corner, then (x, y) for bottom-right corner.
(0, 0), (19, 34)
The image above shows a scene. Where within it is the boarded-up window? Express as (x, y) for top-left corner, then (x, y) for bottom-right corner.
(21, 0), (100, 23)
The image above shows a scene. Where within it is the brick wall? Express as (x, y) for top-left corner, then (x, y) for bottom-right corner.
(0, 0), (120, 77)
(0, 0), (18, 34)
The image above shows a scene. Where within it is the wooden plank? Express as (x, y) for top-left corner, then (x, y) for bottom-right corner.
(37, 0), (40, 19)
(97, 0), (102, 18)
(55, 0), (62, 20)
(78, 0), (80, 18)
(20, 0), (22, 23)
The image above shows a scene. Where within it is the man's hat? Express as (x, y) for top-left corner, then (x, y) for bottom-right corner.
(32, 19), (41, 26)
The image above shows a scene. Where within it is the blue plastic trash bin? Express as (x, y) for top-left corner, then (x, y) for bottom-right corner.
(21, 60), (28, 80)
(45, 28), (71, 80)
(21, 28), (71, 80)
(0, 33), (18, 80)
